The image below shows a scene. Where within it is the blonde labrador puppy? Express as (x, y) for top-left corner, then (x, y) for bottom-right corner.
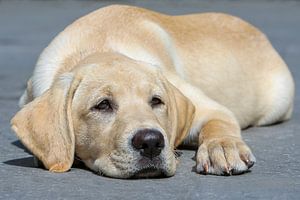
(11, 5), (294, 178)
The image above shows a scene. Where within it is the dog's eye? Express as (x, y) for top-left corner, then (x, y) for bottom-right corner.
(93, 99), (113, 112)
(150, 96), (164, 108)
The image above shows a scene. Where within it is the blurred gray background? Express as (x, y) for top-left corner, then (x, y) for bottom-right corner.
(0, 0), (299, 199)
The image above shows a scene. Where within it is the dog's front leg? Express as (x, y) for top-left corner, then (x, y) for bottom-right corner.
(195, 117), (256, 175)
(164, 73), (256, 175)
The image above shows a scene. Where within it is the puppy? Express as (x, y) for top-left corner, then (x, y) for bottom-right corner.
(11, 5), (294, 178)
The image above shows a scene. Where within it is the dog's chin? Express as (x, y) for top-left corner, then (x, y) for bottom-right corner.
(131, 167), (166, 179)
(88, 153), (175, 179)
(129, 156), (169, 178)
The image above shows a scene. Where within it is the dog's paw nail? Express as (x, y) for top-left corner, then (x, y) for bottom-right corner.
(241, 154), (255, 168)
(196, 162), (209, 174)
(223, 166), (232, 176)
(203, 163), (209, 173)
(247, 160), (255, 169)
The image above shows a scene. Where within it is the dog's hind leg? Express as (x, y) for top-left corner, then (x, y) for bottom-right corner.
(255, 63), (294, 127)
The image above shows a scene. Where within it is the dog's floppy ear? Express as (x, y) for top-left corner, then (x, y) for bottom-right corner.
(11, 73), (80, 172)
(163, 79), (195, 148)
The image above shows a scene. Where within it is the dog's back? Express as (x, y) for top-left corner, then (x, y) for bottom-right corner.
(20, 5), (294, 128)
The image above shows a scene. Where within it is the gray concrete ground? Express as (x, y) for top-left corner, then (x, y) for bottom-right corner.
(0, 0), (299, 199)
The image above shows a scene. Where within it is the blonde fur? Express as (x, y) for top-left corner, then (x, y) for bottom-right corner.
(13, 5), (294, 177)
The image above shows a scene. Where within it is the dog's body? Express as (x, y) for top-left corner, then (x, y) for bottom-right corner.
(12, 5), (294, 178)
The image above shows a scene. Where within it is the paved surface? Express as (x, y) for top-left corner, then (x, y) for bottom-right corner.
(0, 0), (299, 199)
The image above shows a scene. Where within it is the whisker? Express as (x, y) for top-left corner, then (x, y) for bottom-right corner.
(96, 169), (104, 176)
(174, 150), (183, 159)
(74, 154), (83, 162)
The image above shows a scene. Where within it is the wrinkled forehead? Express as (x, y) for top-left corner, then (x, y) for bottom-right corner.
(74, 55), (166, 100)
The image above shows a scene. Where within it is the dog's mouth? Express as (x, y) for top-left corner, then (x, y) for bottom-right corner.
(130, 157), (167, 178)
(131, 167), (166, 178)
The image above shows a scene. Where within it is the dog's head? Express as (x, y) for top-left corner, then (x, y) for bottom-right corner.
(11, 53), (195, 178)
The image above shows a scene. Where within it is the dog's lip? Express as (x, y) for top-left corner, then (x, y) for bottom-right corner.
(130, 156), (167, 178)
(131, 167), (166, 178)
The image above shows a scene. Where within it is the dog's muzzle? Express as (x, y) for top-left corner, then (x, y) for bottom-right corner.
(131, 129), (166, 178)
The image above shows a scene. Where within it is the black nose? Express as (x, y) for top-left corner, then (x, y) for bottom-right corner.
(131, 129), (165, 159)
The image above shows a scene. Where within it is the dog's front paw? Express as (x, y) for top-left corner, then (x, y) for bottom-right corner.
(196, 136), (256, 175)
